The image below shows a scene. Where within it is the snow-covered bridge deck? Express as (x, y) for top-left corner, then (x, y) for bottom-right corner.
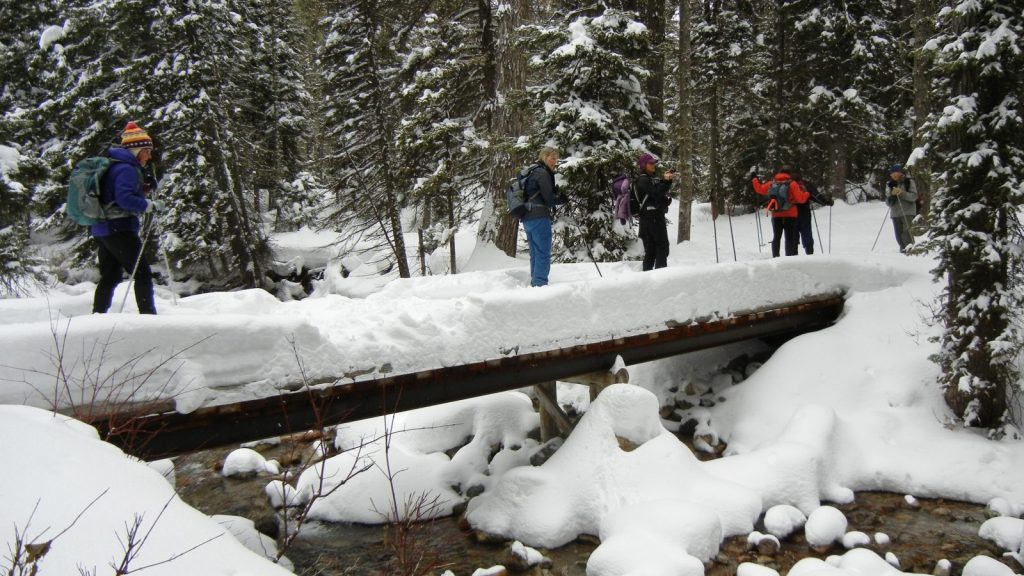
(0, 257), (913, 458)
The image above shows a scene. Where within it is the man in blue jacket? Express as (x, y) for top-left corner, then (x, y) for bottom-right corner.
(91, 122), (164, 314)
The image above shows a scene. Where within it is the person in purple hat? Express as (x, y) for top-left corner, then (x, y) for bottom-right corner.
(634, 153), (675, 270)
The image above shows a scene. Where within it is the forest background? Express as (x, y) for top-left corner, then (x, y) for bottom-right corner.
(0, 0), (1021, 431)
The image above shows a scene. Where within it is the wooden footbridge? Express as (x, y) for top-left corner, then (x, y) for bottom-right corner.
(86, 294), (844, 460)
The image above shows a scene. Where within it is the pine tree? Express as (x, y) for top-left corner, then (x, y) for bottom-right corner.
(766, 0), (895, 192)
(231, 0), (317, 232)
(317, 1), (418, 278)
(0, 1), (60, 289)
(690, 0), (757, 213)
(529, 6), (658, 262)
(397, 11), (488, 275)
(925, 0), (1024, 432)
(148, 0), (272, 288)
(0, 145), (35, 295)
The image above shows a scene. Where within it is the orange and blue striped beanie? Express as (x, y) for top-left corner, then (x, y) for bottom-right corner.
(121, 122), (153, 149)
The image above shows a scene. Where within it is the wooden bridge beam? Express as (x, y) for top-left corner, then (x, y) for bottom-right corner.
(88, 295), (844, 460)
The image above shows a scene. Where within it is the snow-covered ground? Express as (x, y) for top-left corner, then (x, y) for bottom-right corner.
(1, 201), (1023, 576)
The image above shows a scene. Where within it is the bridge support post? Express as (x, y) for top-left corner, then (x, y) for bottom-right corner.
(534, 381), (571, 441)
(562, 367), (631, 402)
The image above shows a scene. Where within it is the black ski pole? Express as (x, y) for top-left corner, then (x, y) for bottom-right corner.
(828, 205), (833, 254)
(726, 199), (737, 262)
(566, 200), (603, 277)
(150, 160), (178, 305)
(871, 204), (891, 251)
(119, 213), (155, 313)
(712, 201), (720, 263)
(755, 207), (764, 252)
(812, 207), (824, 255)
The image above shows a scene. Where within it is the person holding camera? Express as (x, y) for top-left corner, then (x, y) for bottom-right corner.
(635, 153), (675, 270)
(886, 164), (917, 253)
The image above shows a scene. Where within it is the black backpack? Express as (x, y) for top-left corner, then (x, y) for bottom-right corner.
(505, 164), (541, 219)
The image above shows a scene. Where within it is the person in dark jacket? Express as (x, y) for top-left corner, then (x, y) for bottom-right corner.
(635, 153), (675, 271)
(91, 122), (164, 314)
(520, 147), (565, 287)
(886, 164), (918, 253)
(751, 164), (810, 257)
(793, 172), (834, 255)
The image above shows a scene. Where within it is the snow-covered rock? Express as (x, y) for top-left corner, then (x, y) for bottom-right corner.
(222, 448), (280, 477)
(805, 506), (848, 549)
(764, 504), (807, 539)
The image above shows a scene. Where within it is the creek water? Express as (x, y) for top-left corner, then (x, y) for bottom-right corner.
(172, 438), (1016, 576)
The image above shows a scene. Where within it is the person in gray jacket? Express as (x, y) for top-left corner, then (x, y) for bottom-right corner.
(520, 147), (566, 286)
(886, 164), (918, 253)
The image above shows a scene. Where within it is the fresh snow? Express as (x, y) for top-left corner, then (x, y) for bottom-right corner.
(1, 201), (1023, 575)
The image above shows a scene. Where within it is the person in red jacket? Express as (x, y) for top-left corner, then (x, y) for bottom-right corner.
(751, 164), (810, 257)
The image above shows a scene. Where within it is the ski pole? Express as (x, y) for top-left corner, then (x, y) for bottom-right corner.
(726, 199), (737, 262)
(711, 201), (720, 263)
(150, 161), (178, 305)
(812, 207), (823, 255)
(871, 204), (891, 252)
(828, 205), (833, 254)
(754, 209), (761, 250)
(152, 216), (178, 305)
(566, 200), (603, 277)
(118, 214), (154, 313)
(900, 208), (915, 252)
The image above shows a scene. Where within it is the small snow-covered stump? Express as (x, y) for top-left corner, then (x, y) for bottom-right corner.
(471, 566), (508, 576)
(842, 531), (871, 549)
(147, 459), (175, 486)
(962, 555), (1015, 576)
(985, 497), (1020, 518)
(737, 562), (780, 576)
(979, 517), (1024, 551)
(904, 494), (920, 508)
(764, 504), (807, 540)
(933, 558), (952, 576)
(506, 540), (550, 572)
(265, 480), (299, 508)
(885, 551), (900, 569)
(746, 531), (781, 556)
(804, 506), (847, 551)
(222, 447), (280, 477)
(213, 514), (294, 572)
(874, 532), (891, 547)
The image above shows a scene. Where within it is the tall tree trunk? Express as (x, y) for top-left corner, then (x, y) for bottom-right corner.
(676, 0), (694, 242)
(911, 0), (935, 219)
(829, 138), (847, 200)
(213, 124), (266, 288)
(478, 0), (527, 257)
(774, 0), (786, 157)
(643, 0), (666, 132)
(448, 188), (457, 274)
(710, 82), (722, 217)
